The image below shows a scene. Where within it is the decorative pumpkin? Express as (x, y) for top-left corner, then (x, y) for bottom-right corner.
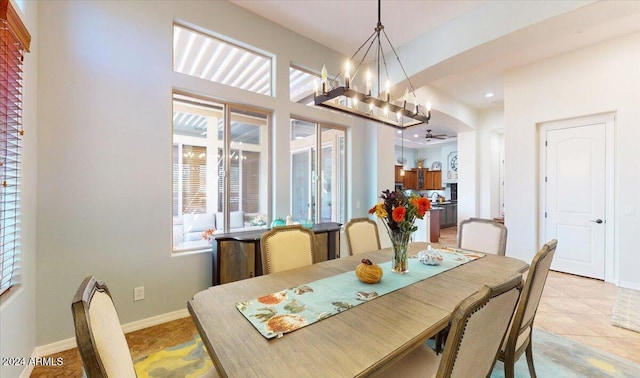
(356, 259), (383, 284)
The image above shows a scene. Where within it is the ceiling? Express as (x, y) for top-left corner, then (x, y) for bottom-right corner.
(229, 0), (640, 148)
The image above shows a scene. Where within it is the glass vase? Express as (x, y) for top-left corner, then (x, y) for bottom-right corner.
(389, 231), (411, 274)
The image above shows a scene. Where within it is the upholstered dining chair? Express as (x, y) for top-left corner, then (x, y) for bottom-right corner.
(260, 225), (316, 274)
(433, 217), (510, 353)
(72, 276), (137, 378)
(497, 239), (558, 378)
(345, 217), (381, 255)
(457, 217), (508, 255)
(374, 274), (522, 378)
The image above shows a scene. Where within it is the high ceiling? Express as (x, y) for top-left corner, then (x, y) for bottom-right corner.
(229, 0), (640, 147)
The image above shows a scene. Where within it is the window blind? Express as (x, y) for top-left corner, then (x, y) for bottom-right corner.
(1, 0), (30, 296)
(181, 145), (207, 214)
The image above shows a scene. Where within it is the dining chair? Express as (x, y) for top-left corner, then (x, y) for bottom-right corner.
(72, 276), (137, 378)
(260, 225), (316, 274)
(374, 274), (523, 378)
(457, 217), (508, 255)
(433, 217), (509, 353)
(344, 217), (381, 255)
(497, 239), (558, 378)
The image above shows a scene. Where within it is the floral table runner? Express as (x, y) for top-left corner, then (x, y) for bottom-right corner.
(236, 248), (484, 339)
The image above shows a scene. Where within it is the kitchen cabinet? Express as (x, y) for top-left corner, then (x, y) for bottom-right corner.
(412, 169), (442, 190)
(425, 170), (442, 190)
(440, 203), (458, 228)
(403, 169), (417, 190)
(394, 165), (404, 183)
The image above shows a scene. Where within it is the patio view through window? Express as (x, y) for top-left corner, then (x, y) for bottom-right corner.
(173, 93), (270, 253)
(290, 119), (345, 225)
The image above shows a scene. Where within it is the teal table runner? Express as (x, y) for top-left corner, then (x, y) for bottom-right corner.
(236, 248), (484, 339)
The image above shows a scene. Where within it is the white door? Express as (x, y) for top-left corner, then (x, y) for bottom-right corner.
(543, 119), (607, 279)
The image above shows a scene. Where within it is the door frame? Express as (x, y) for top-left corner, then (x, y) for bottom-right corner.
(538, 113), (616, 283)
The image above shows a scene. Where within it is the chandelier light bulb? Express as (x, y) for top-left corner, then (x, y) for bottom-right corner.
(321, 64), (328, 93)
(344, 61), (351, 88)
(366, 70), (372, 96)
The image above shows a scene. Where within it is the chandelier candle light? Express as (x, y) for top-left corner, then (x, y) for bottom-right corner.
(314, 0), (432, 129)
(369, 190), (431, 273)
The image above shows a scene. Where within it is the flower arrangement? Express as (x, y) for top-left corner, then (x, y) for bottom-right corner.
(201, 228), (216, 243)
(369, 189), (431, 235)
(369, 190), (430, 273)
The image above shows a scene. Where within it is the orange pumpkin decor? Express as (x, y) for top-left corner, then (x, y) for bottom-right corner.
(355, 259), (383, 284)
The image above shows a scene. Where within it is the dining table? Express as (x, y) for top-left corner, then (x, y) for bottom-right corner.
(188, 242), (529, 377)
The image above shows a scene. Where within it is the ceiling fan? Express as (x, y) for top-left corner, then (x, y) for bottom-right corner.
(425, 129), (448, 140)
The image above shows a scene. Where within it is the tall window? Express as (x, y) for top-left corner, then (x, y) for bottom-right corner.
(290, 119), (345, 224)
(173, 93), (269, 253)
(1, 0), (30, 296)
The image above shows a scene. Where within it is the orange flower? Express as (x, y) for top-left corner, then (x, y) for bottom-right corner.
(413, 197), (431, 217)
(392, 206), (406, 223)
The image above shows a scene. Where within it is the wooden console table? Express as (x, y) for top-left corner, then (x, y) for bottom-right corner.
(212, 222), (342, 285)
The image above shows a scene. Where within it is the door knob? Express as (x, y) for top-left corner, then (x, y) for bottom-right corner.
(590, 219), (603, 224)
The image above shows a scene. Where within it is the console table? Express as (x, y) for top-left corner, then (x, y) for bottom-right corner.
(212, 222), (342, 285)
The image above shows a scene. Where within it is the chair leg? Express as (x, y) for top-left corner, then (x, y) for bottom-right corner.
(435, 326), (449, 354)
(525, 340), (537, 378)
(504, 355), (515, 378)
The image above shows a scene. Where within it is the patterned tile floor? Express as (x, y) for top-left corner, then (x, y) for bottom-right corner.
(31, 226), (639, 376)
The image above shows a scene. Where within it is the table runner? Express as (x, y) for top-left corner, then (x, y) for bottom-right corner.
(236, 248), (483, 339)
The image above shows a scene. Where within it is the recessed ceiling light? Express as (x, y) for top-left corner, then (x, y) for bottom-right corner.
(485, 92), (494, 98)
(396, 130), (402, 134)
(413, 134), (419, 138)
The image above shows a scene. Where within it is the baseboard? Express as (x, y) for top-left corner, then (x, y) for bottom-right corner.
(31, 308), (190, 358)
(618, 280), (640, 291)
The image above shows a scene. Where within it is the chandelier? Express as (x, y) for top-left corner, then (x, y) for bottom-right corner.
(314, 0), (431, 129)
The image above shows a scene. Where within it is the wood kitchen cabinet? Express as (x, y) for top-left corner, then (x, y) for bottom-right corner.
(403, 170), (417, 190)
(395, 165), (404, 183)
(414, 169), (441, 190)
(425, 170), (442, 190)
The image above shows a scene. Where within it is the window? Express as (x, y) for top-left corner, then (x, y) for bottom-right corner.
(289, 65), (339, 105)
(289, 66), (317, 104)
(1, 0), (30, 296)
(173, 93), (270, 253)
(290, 118), (345, 224)
(173, 24), (272, 96)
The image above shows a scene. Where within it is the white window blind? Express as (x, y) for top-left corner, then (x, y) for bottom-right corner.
(1, 0), (30, 296)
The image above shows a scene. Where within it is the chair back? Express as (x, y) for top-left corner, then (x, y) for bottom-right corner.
(261, 225), (316, 274)
(345, 217), (381, 255)
(457, 217), (508, 255)
(72, 276), (136, 378)
(437, 274), (522, 378)
(502, 239), (557, 355)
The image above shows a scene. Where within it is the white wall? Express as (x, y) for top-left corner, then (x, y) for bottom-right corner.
(504, 31), (640, 289)
(0, 1), (38, 377)
(33, 0), (368, 346)
(477, 108), (505, 219)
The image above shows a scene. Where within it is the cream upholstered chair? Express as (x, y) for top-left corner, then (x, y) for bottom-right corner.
(498, 239), (558, 378)
(434, 217), (509, 353)
(375, 274), (522, 378)
(72, 276), (137, 378)
(73, 276), (218, 378)
(260, 225), (316, 274)
(457, 217), (508, 255)
(345, 217), (381, 255)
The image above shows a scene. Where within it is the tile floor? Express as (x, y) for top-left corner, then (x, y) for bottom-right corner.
(31, 226), (640, 376)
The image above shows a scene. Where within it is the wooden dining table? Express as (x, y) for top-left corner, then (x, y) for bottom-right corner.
(188, 242), (528, 377)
